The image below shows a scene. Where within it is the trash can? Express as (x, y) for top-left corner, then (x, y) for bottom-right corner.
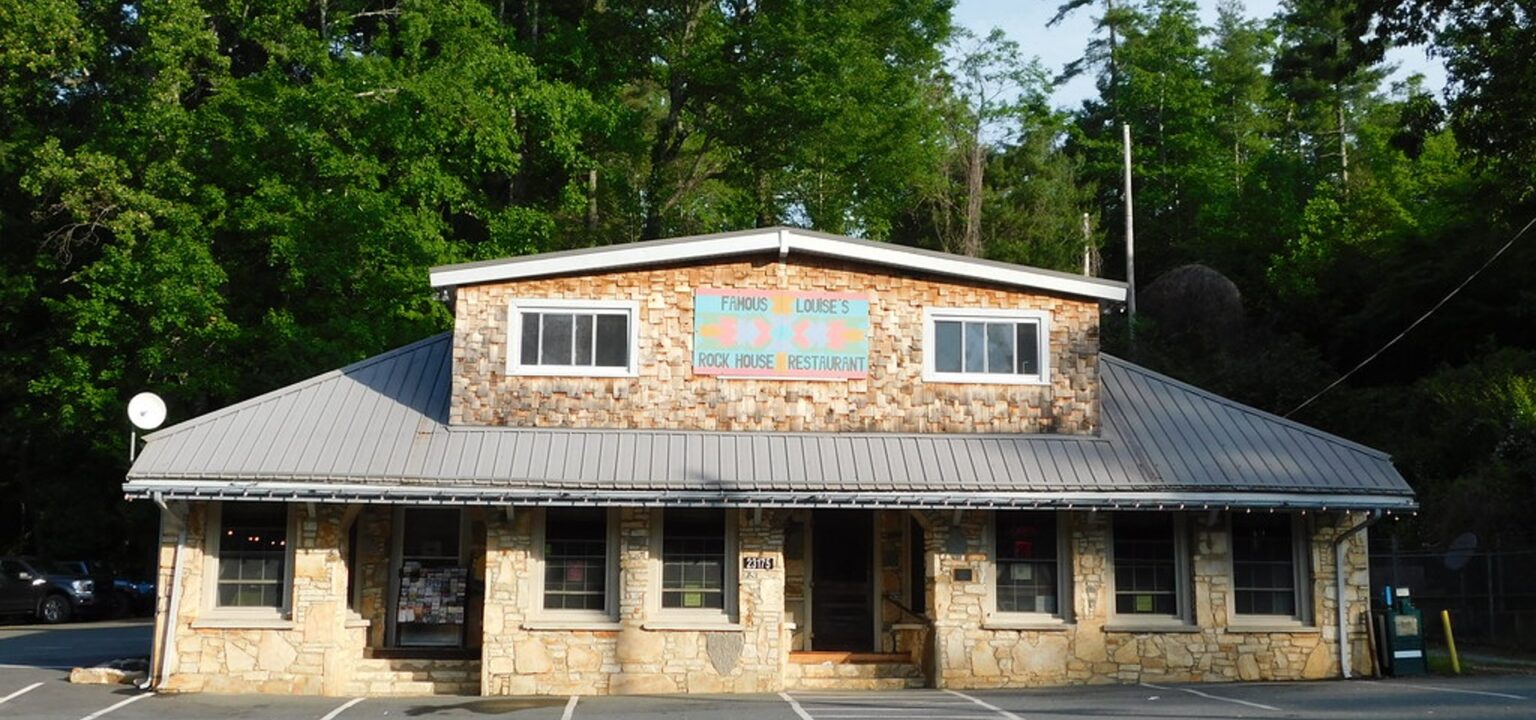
(1385, 589), (1427, 676)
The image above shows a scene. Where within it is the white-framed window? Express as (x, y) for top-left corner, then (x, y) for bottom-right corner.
(922, 308), (1050, 384)
(988, 511), (1073, 623)
(1229, 512), (1311, 622)
(654, 508), (737, 622)
(534, 507), (619, 621)
(508, 299), (639, 377)
(1109, 513), (1192, 624)
(205, 502), (294, 616)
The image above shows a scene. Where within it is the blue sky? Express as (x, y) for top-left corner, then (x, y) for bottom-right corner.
(952, 0), (1448, 110)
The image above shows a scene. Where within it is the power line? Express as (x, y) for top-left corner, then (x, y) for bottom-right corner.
(1284, 214), (1536, 418)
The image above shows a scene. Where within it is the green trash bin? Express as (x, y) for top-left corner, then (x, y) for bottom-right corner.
(1386, 591), (1427, 676)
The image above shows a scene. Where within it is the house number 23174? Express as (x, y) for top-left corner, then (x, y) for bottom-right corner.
(742, 557), (775, 571)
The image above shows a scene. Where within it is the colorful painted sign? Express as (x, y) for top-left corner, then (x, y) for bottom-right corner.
(693, 289), (870, 379)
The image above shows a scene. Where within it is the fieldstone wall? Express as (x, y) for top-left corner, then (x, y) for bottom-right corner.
(450, 254), (1101, 434)
(481, 507), (788, 696)
(928, 510), (1374, 689)
(153, 502), (366, 695)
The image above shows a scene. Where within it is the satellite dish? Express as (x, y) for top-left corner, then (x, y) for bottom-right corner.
(127, 392), (167, 430)
(1445, 532), (1478, 571)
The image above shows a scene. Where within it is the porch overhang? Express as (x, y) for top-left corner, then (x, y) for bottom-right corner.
(125, 479), (1417, 512)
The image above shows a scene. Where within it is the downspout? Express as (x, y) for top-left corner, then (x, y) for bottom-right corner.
(1334, 509), (1381, 679)
(151, 493), (188, 691)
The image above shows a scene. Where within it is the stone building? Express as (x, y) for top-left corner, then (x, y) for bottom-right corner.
(124, 228), (1415, 696)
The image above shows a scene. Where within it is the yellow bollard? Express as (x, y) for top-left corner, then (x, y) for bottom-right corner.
(1441, 609), (1461, 674)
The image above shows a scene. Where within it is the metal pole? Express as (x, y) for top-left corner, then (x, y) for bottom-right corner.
(1122, 124), (1136, 334)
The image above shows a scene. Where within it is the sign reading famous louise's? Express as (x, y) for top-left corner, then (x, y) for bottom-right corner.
(693, 289), (870, 379)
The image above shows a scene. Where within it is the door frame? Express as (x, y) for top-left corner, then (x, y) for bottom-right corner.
(385, 506), (471, 648)
(806, 510), (881, 652)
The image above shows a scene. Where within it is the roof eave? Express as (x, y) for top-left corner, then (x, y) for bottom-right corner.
(428, 228), (1128, 302)
(124, 479), (1417, 512)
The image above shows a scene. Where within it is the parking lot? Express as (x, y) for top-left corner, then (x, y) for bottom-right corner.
(2, 621), (1534, 719)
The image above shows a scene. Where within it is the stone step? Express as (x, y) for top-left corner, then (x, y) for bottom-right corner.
(787, 676), (926, 690)
(788, 662), (923, 679)
(346, 658), (482, 696)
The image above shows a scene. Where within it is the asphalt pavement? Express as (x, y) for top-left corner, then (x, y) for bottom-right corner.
(2, 621), (1534, 719)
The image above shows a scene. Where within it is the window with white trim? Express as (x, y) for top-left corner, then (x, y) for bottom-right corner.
(922, 308), (1049, 384)
(1110, 513), (1190, 622)
(509, 299), (638, 377)
(538, 507), (617, 618)
(658, 509), (735, 617)
(213, 503), (290, 610)
(992, 511), (1072, 620)
(1231, 513), (1310, 620)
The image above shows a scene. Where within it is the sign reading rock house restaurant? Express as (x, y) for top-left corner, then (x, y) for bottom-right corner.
(692, 288), (869, 379)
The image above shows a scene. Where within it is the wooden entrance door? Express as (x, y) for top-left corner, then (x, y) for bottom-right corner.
(811, 510), (874, 651)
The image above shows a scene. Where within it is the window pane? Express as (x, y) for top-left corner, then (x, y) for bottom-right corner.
(934, 321), (962, 372)
(1113, 514), (1178, 616)
(540, 314), (574, 365)
(594, 315), (629, 367)
(986, 323), (1015, 374)
(574, 315), (594, 365)
(963, 322), (986, 373)
(1232, 514), (1298, 617)
(520, 313), (540, 366)
(544, 508), (608, 611)
(402, 509), (461, 559)
(217, 503), (286, 609)
(661, 509), (726, 610)
(996, 512), (1059, 614)
(1016, 322), (1040, 375)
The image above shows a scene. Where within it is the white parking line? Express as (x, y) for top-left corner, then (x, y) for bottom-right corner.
(1141, 681), (1280, 712)
(562, 695), (579, 720)
(0, 682), (44, 706)
(79, 693), (150, 720)
(1361, 680), (1527, 701)
(318, 697), (365, 720)
(781, 692), (817, 720)
(942, 689), (1025, 720)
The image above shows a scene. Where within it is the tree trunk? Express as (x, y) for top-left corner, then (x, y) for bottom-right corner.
(962, 127), (985, 258)
(586, 169), (599, 232)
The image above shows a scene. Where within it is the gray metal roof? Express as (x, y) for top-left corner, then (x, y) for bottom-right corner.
(123, 334), (1415, 510)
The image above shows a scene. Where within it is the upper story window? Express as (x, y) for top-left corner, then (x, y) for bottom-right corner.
(509, 299), (639, 377)
(922, 308), (1050, 384)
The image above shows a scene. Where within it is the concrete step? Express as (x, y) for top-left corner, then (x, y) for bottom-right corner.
(785, 653), (925, 690)
(347, 658), (481, 696)
(787, 676), (927, 690)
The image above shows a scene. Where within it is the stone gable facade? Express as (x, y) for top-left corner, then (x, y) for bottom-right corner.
(449, 254), (1101, 434)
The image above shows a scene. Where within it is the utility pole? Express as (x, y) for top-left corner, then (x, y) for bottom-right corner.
(1123, 123), (1136, 339)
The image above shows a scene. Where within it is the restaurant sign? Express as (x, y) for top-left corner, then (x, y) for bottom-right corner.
(693, 289), (870, 379)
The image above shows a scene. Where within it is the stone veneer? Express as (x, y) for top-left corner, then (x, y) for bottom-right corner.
(925, 510), (1374, 688)
(480, 507), (788, 695)
(151, 502), (367, 695)
(150, 503), (1373, 696)
(450, 254), (1101, 434)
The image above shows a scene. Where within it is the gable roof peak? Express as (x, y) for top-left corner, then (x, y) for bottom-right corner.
(429, 227), (1128, 302)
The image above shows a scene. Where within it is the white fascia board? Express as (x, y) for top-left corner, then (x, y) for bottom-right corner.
(785, 233), (1128, 302)
(429, 232), (781, 288)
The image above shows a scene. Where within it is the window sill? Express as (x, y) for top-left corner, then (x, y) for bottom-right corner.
(523, 619), (623, 632)
(1227, 623), (1318, 634)
(983, 619), (1074, 632)
(641, 621), (744, 632)
(1103, 622), (1201, 634)
(921, 373), (1050, 386)
(191, 615), (294, 630)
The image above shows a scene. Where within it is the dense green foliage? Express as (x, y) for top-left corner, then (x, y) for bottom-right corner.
(0, 0), (1532, 569)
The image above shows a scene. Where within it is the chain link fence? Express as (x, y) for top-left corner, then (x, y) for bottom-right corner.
(1371, 541), (1536, 648)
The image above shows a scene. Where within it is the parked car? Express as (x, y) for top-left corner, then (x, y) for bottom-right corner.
(51, 560), (154, 617)
(0, 556), (97, 623)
